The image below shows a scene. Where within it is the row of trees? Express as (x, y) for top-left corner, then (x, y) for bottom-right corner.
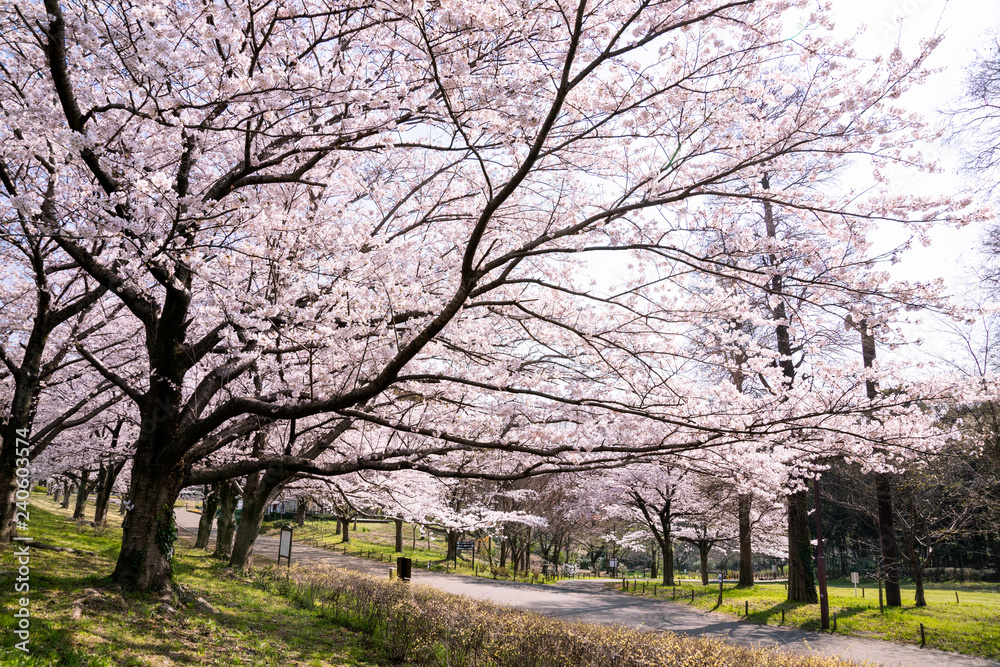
(0, 0), (992, 597)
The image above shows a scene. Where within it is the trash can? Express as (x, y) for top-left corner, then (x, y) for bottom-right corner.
(396, 556), (412, 582)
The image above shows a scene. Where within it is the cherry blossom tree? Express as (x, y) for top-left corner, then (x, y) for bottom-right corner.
(0, 0), (970, 593)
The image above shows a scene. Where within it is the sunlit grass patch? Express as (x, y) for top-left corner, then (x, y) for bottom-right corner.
(0, 495), (391, 666)
(610, 577), (1000, 659)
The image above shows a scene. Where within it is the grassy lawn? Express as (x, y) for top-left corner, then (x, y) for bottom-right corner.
(0, 494), (399, 666)
(611, 576), (1000, 659)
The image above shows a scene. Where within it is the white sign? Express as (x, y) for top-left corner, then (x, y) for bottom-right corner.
(279, 528), (292, 562)
(851, 571), (860, 585)
(608, 558), (618, 568)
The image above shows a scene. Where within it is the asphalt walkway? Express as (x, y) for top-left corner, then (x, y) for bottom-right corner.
(174, 510), (999, 667)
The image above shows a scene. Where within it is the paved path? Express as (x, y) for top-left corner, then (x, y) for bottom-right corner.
(174, 510), (999, 667)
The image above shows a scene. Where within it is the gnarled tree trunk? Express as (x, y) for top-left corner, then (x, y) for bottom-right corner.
(229, 469), (289, 570)
(93, 459), (126, 527)
(61, 479), (72, 508)
(394, 518), (404, 553)
(339, 516), (350, 543)
(212, 479), (240, 560)
(72, 470), (92, 520)
(111, 447), (186, 591)
(195, 483), (220, 550)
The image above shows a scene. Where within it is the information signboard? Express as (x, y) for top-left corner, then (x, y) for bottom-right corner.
(278, 526), (293, 567)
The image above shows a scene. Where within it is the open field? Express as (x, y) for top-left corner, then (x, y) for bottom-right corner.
(0, 495), (393, 666)
(610, 577), (1000, 659)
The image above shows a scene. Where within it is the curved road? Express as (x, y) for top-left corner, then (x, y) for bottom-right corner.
(175, 510), (999, 667)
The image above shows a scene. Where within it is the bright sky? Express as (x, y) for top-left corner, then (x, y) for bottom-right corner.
(831, 0), (1000, 290)
(823, 0), (1000, 366)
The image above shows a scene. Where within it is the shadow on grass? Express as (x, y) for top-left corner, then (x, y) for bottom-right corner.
(746, 601), (874, 630)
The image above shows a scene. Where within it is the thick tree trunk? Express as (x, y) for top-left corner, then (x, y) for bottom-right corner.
(738, 493), (754, 587)
(93, 460), (125, 526)
(0, 340), (47, 542)
(61, 480), (72, 508)
(111, 453), (186, 592)
(212, 480), (239, 560)
(661, 538), (675, 585)
(0, 422), (34, 540)
(446, 529), (459, 561)
(340, 516), (350, 543)
(195, 484), (220, 550)
(52, 485), (62, 505)
(700, 542), (710, 585)
(394, 519), (404, 552)
(0, 429), (24, 541)
(229, 470), (290, 570)
(72, 470), (92, 520)
(787, 489), (818, 603)
(875, 473), (902, 607)
(93, 465), (111, 526)
(296, 497), (307, 527)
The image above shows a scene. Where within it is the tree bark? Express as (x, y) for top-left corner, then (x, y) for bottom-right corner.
(738, 493), (754, 587)
(787, 489), (818, 603)
(875, 472), (903, 607)
(72, 470), (92, 520)
(394, 518), (404, 553)
(229, 469), (290, 570)
(111, 450), (186, 592)
(295, 496), (307, 527)
(93, 459), (126, 526)
(212, 479), (239, 560)
(699, 541), (710, 585)
(340, 516), (350, 543)
(195, 483), (220, 550)
(0, 426), (30, 540)
(61, 479), (72, 508)
(662, 538), (675, 586)
(446, 529), (459, 562)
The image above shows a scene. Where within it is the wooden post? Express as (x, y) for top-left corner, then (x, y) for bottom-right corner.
(956, 591), (960, 604)
(745, 600), (749, 617)
(813, 478), (830, 630)
(920, 623), (926, 647)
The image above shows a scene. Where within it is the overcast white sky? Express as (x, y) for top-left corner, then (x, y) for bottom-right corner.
(830, 0), (1000, 290)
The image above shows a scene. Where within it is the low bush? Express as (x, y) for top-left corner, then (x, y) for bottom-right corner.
(251, 565), (857, 667)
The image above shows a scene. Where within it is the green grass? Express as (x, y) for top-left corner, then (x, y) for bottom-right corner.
(0, 494), (400, 666)
(263, 518), (562, 582)
(611, 576), (1000, 659)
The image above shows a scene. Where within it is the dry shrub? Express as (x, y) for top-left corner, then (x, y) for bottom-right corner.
(257, 565), (862, 667)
